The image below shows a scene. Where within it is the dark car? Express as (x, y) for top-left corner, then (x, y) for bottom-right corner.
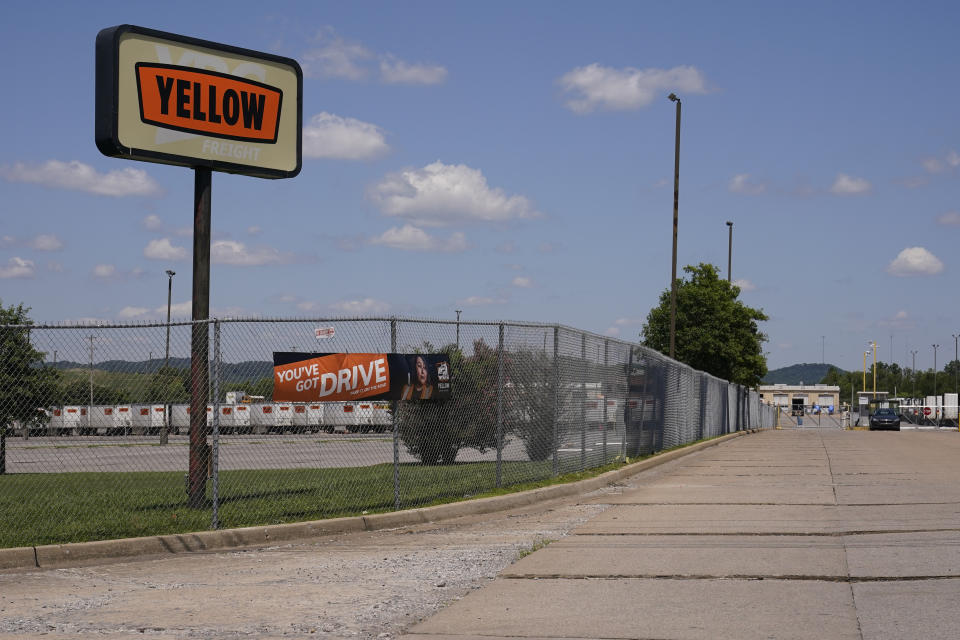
(869, 407), (901, 430)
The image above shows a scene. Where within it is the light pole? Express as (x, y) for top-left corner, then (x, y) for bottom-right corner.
(162, 269), (175, 445)
(88, 335), (96, 421)
(953, 334), (958, 397)
(911, 350), (918, 398)
(164, 270), (175, 369)
(933, 343), (940, 399)
(455, 309), (462, 349)
(668, 92), (681, 360)
(725, 221), (733, 283)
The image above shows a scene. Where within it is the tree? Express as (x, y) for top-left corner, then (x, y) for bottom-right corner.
(1, 302), (60, 471)
(396, 342), (500, 465)
(641, 263), (768, 387)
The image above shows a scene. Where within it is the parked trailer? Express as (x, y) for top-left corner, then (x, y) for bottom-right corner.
(354, 401), (391, 433)
(292, 403), (324, 433)
(132, 405), (167, 435)
(231, 404), (252, 433)
(944, 393), (959, 421)
(327, 402), (357, 433)
(89, 405), (133, 435)
(51, 406), (88, 435)
(250, 403), (295, 434)
(170, 404), (213, 433)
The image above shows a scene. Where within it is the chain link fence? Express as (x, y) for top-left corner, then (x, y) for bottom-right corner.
(0, 317), (774, 548)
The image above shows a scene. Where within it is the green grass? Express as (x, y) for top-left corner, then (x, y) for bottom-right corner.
(0, 435), (717, 549)
(0, 457), (629, 549)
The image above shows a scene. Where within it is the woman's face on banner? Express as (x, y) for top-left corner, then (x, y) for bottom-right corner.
(416, 356), (428, 385)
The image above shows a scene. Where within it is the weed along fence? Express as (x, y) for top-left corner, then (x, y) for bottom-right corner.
(0, 317), (774, 548)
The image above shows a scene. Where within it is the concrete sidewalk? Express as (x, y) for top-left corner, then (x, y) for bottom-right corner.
(402, 429), (960, 640)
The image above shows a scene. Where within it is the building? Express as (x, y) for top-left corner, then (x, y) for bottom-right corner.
(758, 384), (841, 411)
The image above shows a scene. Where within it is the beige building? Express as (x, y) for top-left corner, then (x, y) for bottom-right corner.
(759, 384), (841, 411)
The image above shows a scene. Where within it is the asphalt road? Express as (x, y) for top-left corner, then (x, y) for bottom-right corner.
(2, 428), (623, 473)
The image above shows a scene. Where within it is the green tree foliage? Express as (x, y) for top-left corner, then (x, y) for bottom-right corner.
(0, 302), (60, 431)
(397, 342), (500, 465)
(505, 346), (569, 461)
(145, 366), (189, 404)
(641, 263), (769, 387)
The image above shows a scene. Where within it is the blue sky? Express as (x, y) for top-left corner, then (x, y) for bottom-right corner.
(1, 1), (958, 372)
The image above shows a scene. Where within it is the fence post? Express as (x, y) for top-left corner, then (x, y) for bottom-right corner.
(391, 318), (399, 510)
(496, 323), (504, 488)
(624, 347), (634, 459)
(580, 333), (586, 472)
(602, 339), (609, 466)
(211, 319), (221, 530)
(0, 425), (5, 475)
(552, 326), (560, 477)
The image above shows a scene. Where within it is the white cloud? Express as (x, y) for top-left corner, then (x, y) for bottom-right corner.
(154, 300), (191, 317)
(0, 236), (14, 248)
(886, 246), (944, 276)
(512, 276), (533, 288)
(369, 225), (468, 252)
(0, 257), (35, 278)
(92, 264), (117, 278)
(28, 234), (63, 251)
(118, 306), (149, 319)
(728, 173), (766, 195)
(922, 150), (960, 174)
(370, 161), (539, 227)
(303, 112), (390, 160)
(922, 157), (945, 174)
(733, 278), (756, 291)
(879, 309), (915, 330)
(302, 27), (373, 80)
(143, 214), (164, 231)
(247, 226), (262, 236)
(937, 211), (960, 226)
(1, 160), (161, 197)
(144, 238), (188, 261)
(460, 296), (507, 306)
(829, 173), (872, 195)
(604, 327), (621, 337)
(331, 298), (391, 314)
(211, 240), (285, 266)
(379, 54), (447, 85)
(558, 64), (707, 113)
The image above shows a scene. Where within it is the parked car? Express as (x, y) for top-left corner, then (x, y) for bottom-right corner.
(869, 407), (900, 431)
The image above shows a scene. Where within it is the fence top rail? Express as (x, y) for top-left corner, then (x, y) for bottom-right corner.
(3, 315), (747, 389)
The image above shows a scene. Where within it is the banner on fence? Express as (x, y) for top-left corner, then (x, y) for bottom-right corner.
(273, 352), (451, 402)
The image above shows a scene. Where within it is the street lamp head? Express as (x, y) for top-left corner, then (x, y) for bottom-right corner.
(668, 93), (679, 102)
(166, 270), (175, 277)
(726, 220), (733, 227)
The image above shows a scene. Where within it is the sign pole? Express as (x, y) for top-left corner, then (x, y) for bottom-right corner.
(188, 167), (212, 509)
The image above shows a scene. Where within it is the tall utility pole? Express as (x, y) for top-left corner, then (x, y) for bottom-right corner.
(455, 309), (462, 349)
(668, 92), (681, 360)
(933, 343), (940, 401)
(725, 221), (733, 283)
(911, 350), (919, 398)
(953, 334), (958, 396)
(870, 340), (877, 397)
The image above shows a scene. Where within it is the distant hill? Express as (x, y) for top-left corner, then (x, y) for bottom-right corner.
(52, 358), (273, 383)
(763, 363), (845, 385)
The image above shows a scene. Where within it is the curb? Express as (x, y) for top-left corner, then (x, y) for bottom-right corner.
(0, 429), (751, 571)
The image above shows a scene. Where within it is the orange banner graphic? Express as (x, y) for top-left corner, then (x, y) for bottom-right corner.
(273, 353), (391, 402)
